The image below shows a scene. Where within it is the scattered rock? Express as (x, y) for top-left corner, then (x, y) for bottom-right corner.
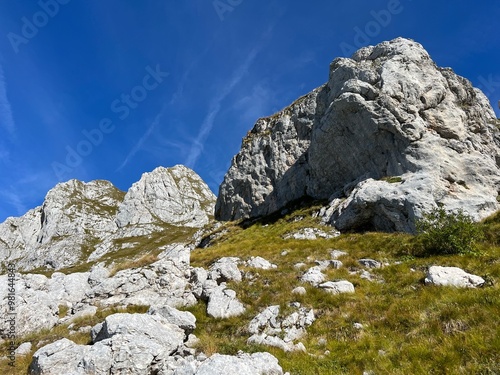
(248, 306), (281, 335)
(29, 338), (90, 374)
(30, 311), (284, 374)
(247, 305), (315, 352)
(424, 266), (485, 288)
(359, 270), (376, 282)
(315, 259), (343, 270)
(209, 257), (242, 283)
(206, 285), (246, 319)
(283, 228), (341, 240)
(301, 266), (326, 286)
(245, 256), (277, 270)
(330, 250), (348, 259)
(358, 259), (382, 269)
(15, 342), (32, 356)
(185, 333), (201, 349)
(292, 286), (307, 295)
(148, 305), (196, 334)
(0, 242), (200, 338)
(190, 352), (284, 374)
(319, 281), (355, 294)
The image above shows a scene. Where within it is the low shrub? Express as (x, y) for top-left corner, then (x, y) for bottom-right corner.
(414, 207), (483, 256)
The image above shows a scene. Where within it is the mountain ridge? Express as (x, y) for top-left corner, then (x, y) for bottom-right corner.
(0, 165), (216, 272)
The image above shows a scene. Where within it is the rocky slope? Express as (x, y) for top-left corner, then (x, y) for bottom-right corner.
(0, 244), (286, 374)
(1, 204), (498, 374)
(0, 165), (216, 271)
(215, 37), (500, 232)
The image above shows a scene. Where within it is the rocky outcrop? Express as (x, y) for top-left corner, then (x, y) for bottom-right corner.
(0, 244), (197, 337)
(247, 304), (315, 352)
(0, 180), (123, 271)
(216, 38), (500, 232)
(116, 165), (215, 229)
(206, 285), (246, 319)
(0, 165), (216, 271)
(30, 312), (285, 374)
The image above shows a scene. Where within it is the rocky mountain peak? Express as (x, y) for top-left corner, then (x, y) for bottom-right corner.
(216, 37), (500, 232)
(0, 165), (215, 271)
(116, 165), (216, 229)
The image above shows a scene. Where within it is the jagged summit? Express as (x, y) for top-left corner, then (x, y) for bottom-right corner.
(215, 37), (500, 232)
(0, 165), (215, 271)
(116, 165), (216, 229)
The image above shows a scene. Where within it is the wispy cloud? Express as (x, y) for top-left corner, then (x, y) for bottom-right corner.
(184, 47), (260, 168)
(0, 166), (60, 222)
(0, 142), (10, 163)
(234, 83), (275, 125)
(169, 42), (215, 107)
(0, 188), (27, 217)
(0, 64), (16, 137)
(117, 104), (167, 171)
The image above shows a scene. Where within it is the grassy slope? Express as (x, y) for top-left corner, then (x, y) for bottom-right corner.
(1, 204), (499, 374)
(188, 205), (500, 375)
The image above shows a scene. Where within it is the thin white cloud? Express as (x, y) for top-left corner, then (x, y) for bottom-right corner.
(117, 105), (167, 171)
(169, 42), (215, 107)
(234, 83), (275, 125)
(0, 64), (16, 136)
(0, 189), (27, 216)
(184, 47), (260, 168)
(0, 142), (10, 163)
(0, 169), (59, 222)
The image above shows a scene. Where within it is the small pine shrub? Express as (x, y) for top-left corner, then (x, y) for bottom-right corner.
(414, 207), (483, 256)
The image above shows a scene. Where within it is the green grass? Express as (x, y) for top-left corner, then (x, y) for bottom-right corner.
(188, 206), (500, 374)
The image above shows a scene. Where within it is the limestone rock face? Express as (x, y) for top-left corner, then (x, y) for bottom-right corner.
(116, 165), (216, 229)
(0, 180), (123, 271)
(216, 87), (326, 220)
(192, 352), (284, 375)
(0, 165), (215, 271)
(216, 38), (500, 232)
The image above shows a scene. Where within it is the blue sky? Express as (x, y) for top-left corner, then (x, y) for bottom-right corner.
(0, 0), (499, 222)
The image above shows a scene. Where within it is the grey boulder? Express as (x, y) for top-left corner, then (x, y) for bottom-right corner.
(319, 280), (355, 294)
(206, 285), (246, 319)
(424, 266), (485, 288)
(148, 305), (197, 334)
